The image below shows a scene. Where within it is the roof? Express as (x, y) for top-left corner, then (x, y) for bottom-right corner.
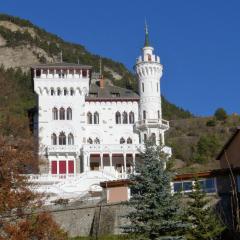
(31, 62), (92, 69)
(174, 167), (240, 181)
(100, 179), (132, 188)
(86, 84), (140, 101)
(216, 126), (240, 160)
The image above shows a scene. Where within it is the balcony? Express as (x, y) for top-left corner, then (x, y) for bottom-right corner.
(134, 119), (169, 131)
(47, 145), (79, 154)
(82, 144), (143, 154)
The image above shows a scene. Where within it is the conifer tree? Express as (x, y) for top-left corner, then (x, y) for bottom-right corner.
(124, 140), (186, 240)
(185, 179), (225, 240)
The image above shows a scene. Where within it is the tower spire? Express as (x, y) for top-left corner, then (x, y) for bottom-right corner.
(144, 19), (150, 47)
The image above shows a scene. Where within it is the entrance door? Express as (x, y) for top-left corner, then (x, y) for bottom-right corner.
(51, 161), (57, 174)
(59, 161), (66, 174)
(68, 160), (74, 174)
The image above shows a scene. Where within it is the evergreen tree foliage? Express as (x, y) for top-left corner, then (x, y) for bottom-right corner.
(185, 180), (225, 240)
(125, 141), (186, 240)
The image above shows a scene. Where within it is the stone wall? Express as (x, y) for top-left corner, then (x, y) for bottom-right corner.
(48, 202), (131, 238)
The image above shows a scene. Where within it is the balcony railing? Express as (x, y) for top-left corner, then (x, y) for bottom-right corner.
(134, 118), (169, 130)
(47, 145), (79, 154)
(82, 144), (143, 153)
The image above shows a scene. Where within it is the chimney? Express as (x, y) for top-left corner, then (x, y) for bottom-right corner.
(100, 76), (104, 88)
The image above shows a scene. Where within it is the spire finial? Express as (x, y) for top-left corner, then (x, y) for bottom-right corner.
(144, 19), (150, 47)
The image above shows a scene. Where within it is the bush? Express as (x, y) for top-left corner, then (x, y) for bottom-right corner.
(206, 119), (216, 127)
(214, 108), (228, 121)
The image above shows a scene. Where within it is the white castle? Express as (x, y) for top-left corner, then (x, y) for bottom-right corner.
(32, 26), (171, 181)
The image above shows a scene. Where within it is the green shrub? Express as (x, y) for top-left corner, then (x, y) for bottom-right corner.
(214, 108), (227, 121)
(206, 119), (216, 127)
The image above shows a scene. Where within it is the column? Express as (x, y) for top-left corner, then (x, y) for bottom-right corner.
(87, 153), (90, 171)
(74, 158), (76, 176)
(133, 153), (136, 173)
(123, 153), (126, 178)
(109, 153), (113, 170)
(66, 157), (69, 176)
(100, 153), (103, 170)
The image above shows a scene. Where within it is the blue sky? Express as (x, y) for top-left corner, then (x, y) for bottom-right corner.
(1, 0), (240, 116)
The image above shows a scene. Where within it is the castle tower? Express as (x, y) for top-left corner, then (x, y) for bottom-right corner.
(135, 23), (169, 145)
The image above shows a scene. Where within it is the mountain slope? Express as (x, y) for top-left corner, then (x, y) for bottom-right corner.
(0, 14), (191, 121)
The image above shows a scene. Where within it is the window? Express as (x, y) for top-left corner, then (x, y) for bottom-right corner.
(199, 178), (216, 193)
(64, 88), (68, 96)
(70, 88), (74, 96)
(115, 112), (121, 124)
(59, 107), (65, 120)
(111, 92), (120, 97)
(143, 110), (146, 120)
(50, 88), (55, 96)
(129, 111), (135, 124)
(51, 133), (57, 145)
(67, 107), (72, 120)
(89, 92), (98, 97)
(36, 69), (41, 77)
(52, 107), (58, 120)
(59, 132), (66, 145)
(127, 137), (132, 144)
(158, 110), (160, 119)
(94, 112), (99, 124)
(82, 70), (87, 77)
(151, 133), (156, 144)
(157, 83), (159, 93)
(142, 83), (144, 92)
(144, 134), (147, 142)
(87, 138), (93, 144)
(173, 181), (193, 193)
(147, 54), (151, 61)
(68, 133), (74, 145)
(87, 112), (92, 124)
(57, 88), (61, 96)
(122, 111), (128, 124)
(94, 138), (100, 144)
(120, 137), (125, 144)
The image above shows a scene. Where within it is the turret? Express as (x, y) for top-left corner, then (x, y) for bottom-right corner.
(134, 23), (169, 145)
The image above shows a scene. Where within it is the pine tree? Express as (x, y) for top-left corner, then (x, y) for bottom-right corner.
(185, 179), (225, 240)
(124, 141), (186, 240)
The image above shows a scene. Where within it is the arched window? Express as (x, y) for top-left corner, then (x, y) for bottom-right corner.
(87, 112), (92, 124)
(57, 88), (61, 96)
(120, 137), (125, 144)
(144, 134), (147, 142)
(70, 88), (74, 96)
(87, 138), (93, 144)
(67, 107), (72, 120)
(147, 54), (152, 61)
(143, 110), (146, 120)
(151, 133), (156, 144)
(59, 107), (65, 120)
(142, 82), (144, 92)
(51, 133), (57, 145)
(59, 132), (66, 145)
(50, 88), (55, 96)
(94, 112), (99, 124)
(129, 111), (135, 124)
(122, 111), (128, 124)
(94, 138), (100, 144)
(52, 107), (58, 120)
(64, 88), (68, 96)
(127, 137), (132, 144)
(68, 133), (74, 145)
(115, 112), (121, 124)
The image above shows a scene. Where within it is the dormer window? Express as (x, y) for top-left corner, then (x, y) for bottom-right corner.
(89, 92), (98, 97)
(111, 92), (120, 97)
